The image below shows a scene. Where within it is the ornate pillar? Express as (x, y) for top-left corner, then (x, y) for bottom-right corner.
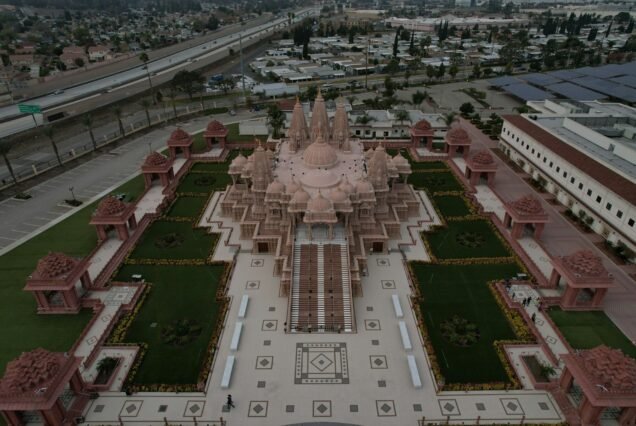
(128, 215), (138, 230)
(619, 407), (636, 425)
(562, 286), (579, 308)
(116, 224), (129, 241)
(69, 370), (85, 394)
(427, 137), (433, 151)
(559, 366), (573, 392)
(591, 288), (608, 308)
(1, 411), (25, 426)
(549, 269), (561, 288)
(143, 173), (152, 189)
(579, 396), (603, 426)
(487, 172), (495, 187)
(534, 223), (545, 239)
(80, 271), (93, 290)
(96, 225), (108, 241)
(160, 173), (170, 187)
(503, 213), (512, 229)
(62, 288), (79, 311)
(35, 291), (50, 311)
(511, 223), (524, 239)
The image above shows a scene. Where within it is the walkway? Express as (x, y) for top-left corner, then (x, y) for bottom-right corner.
(80, 192), (565, 424)
(457, 118), (636, 340)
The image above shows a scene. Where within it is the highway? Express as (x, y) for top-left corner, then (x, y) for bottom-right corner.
(0, 8), (317, 139)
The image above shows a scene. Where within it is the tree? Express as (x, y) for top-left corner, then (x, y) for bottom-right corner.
(409, 30), (415, 55)
(393, 27), (400, 58)
(385, 58), (400, 75)
(42, 126), (62, 166)
(302, 41), (309, 59)
(346, 95), (357, 106)
(0, 139), (18, 185)
(449, 64), (459, 79)
(355, 113), (375, 125)
(627, 20), (634, 34)
(442, 111), (458, 128)
(113, 106), (125, 137)
(588, 27), (598, 41)
(412, 90), (427, 106)
(472, 63), (481, 78)
(140, 99), (152, 127)
(404, 69), (411, 86)
(459, 102), (474, 115)
(139, 52), (155, 103)
(74, 57), (84, 68)
(436, 63), (446, 80)
(97, 357), (118, 376)
(82, 114), (97, 151)
(267, 104), (285, 139)
(394, 109), (410, 126)
(168, 90), (178, 118)
(383, 76), (395, 98)
(426, 64), (436, 81)
(219, 79), (236, 94)
(171, 70), (204, 100)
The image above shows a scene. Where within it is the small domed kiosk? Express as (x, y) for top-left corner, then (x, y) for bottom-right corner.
(549, 250), (614, 309)
(24, 252), (92, 313)
(503, 195), (549, 239)
(166, 127), (193, 159)
(204, 120), (228, 151)
(90, 195), (137, 241)
(465, 150), (497, 187)
(445, 126), (472, 158)
(141, 152), (174, 189)
(559, 345), (636, 425)
(0, 348), (87, 426)
(410, 119), (434, 150)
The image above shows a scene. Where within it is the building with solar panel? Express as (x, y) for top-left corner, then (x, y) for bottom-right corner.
(499, 100), (636, 254)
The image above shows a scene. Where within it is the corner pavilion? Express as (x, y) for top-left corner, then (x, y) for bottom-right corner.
(221, 92), (419, 333)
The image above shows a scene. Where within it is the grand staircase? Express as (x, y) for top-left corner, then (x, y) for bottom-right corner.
(290, 225), (353, 333)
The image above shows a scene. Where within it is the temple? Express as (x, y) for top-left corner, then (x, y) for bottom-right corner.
(221, 92), (419, 333)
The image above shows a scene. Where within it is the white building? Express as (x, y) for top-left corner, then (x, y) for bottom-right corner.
(500, 100), (636, 253)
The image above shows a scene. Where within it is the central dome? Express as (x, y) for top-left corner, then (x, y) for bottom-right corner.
(303, 134), (338, 169)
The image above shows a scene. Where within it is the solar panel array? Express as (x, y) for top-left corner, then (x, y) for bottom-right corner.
(488, 61), (636, 103)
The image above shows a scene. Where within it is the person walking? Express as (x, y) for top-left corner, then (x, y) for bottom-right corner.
(227, 394), (235, 410)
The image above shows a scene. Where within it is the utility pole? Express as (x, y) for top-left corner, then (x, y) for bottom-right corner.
(240, 32), (247, 102)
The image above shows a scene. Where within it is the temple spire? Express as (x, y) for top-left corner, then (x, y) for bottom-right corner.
(332, 97), (350, 150)
(310, 87), (331, 144)
(288, 97), (309, 152)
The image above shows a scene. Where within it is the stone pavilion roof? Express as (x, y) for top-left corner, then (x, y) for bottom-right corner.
(509, 195), (545, 216)
(446, 126), (471, 146)
(562, 250), (608, 278)
(471, 150), (495, 166)
(34, 252), (77, 280)
(0, 348), (65, 396)
(167, 127), (193, 147)
(574, 345), (636, 394)
(144, 152), (170, 167)
(206, 120), (227, 133)
(95, 195), (127, 217)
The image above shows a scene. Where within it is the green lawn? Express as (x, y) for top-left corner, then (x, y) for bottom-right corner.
(190, 162), (229, 172)
(191, 133), (208, 154)
(227, 122), (265, 143)
(411, 160), (449, 170)
(413, 262), (522, 384)
(548, 309), (636, 359)
(0, 175), (145, 376)
(114, 264), (226, 385)
(166, 197), (207, 218)
(410, 170), (464, 192)
(432, 195), (472, 217)
(176, 172), (232, 194)
(424, 220), (511, 259)
(128, 220), (215, 260)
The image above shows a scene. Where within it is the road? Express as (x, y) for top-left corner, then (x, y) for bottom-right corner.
(0, 8), (317, 138)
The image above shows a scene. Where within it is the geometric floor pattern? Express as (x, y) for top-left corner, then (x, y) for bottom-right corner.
(295, 342), (349, 384)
